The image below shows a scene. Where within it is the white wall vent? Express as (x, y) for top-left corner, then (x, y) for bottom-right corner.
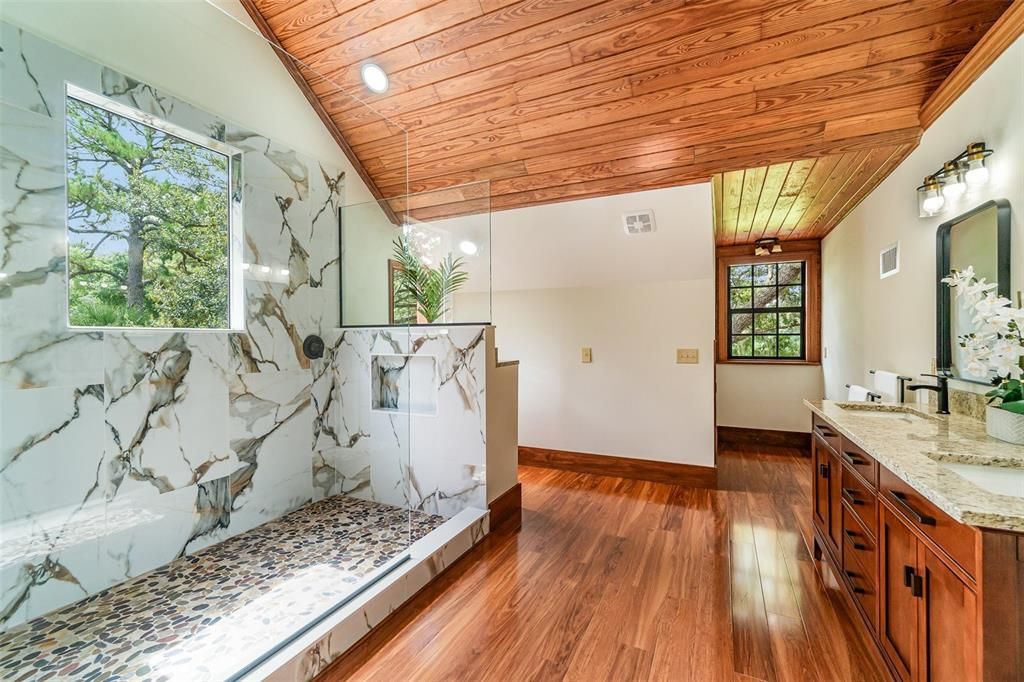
(879, 242), (900, 279)
(622, 210), (656, 235)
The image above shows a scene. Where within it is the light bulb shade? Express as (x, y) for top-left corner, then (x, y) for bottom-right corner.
(938, 161), (965, 199)
(771, 244), (782, 253)
(917, 175), (945, 217)
(965, 158), (989, 187)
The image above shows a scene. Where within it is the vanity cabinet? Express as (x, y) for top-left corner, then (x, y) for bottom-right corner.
(809, 412), (1024, 682)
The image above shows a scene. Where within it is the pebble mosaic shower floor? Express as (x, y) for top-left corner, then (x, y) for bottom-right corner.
(0, 496), (445, 681)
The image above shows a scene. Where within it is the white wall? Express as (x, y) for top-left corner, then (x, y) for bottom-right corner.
(822, 35), (1024, 399)
(717, 364), (823, 433)
(461, 184), (717, 468)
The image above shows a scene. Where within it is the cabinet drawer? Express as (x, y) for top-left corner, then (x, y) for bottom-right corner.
(839, 438), (877, 488)
(841, 555), (878, 633)
(880, 467), (978, 580)
(841, 462), (876, 534)
(812, 414), (841, 453)
(842, 505), (877, 589)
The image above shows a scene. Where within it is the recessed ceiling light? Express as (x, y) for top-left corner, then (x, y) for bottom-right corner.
(458, 240), (478, 255)
(360, 63), (389, 94)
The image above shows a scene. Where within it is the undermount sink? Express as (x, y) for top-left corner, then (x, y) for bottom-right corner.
(834, 402), (939, 420)
(937, 461), (1024, 498)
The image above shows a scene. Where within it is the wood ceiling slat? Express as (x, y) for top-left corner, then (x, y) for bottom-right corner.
(414, 0), (606, 61)
(763, 159), (815, 234)
(749, 164), (791, 242)
(629, 0), (1002, 97)
(250, 0), (1011, 226)
(777, 154), (842, 236)
(712, 175), (725, 241)
(300, 0), (484, 75)
(721, 170), (745, 244)
(734, 167), (769, 245)
(761, 0), (906, 38)
(267, 0), (373, 41)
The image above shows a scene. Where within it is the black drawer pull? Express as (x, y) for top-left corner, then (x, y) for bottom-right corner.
(844, 529), (867, 550)
(888, 490), (936, 526)
(841, 451), (867, 466)
(818, 463), (829, 478)
(841, 487), (863, 505)
(843, 569), (867, 594)
(816, 425), (835, 438)
(904, 565), (915, 588)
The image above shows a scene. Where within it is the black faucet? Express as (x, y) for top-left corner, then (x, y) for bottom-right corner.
(907, 372), (950, 414)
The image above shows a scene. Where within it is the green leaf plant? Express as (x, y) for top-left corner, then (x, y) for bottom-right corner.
(391, 236), (470, 324)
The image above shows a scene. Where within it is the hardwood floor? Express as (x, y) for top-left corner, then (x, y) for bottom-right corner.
(321, 445), (890, 681)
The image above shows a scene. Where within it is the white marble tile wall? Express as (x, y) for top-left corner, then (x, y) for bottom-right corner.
(316, 326), (489, 518)
(0, 22), (351, 632)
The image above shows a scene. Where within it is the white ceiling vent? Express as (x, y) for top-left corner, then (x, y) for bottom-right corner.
(879, 242), (900, 279)
(622, 210), (656, 235)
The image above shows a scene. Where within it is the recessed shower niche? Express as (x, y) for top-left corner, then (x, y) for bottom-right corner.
(371, 354), (438, 415)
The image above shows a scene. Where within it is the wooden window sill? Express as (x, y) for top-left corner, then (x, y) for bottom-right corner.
(717, 359), (821, 366)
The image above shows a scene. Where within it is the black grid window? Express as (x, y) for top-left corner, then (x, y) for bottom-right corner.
(727, 261), (805, 359)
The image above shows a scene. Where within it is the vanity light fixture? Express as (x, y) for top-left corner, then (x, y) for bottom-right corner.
(917, 142), (994, 217)
(458, 240), (478, 256)
(938, 160), (966, 200)
(360, 63), (389, 94)
(963, 142), (993, 187)
(917, 175), (945, 217)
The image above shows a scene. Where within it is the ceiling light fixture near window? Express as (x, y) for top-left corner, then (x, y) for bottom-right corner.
(754, 236), (781, 257)
(458, 240), (478, 255)
(360, 63), (389, 94)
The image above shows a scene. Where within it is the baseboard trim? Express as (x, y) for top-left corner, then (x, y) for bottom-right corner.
(717, 426), (810, 453)
(518, 446), (717, 488)
(488, 482), (522, 532)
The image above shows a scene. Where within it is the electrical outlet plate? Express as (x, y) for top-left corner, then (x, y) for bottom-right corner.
(676, 348), (698, 364)
(581, 347), (593, 363)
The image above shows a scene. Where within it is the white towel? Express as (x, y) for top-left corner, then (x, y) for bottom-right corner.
(847, 384), (870, 401)
(872, 370), (900, 403)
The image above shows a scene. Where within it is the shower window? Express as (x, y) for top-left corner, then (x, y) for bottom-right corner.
(64, 84), (243, 330)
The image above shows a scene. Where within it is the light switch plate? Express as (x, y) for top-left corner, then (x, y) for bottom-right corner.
(676, 348), (698, 364)
(581, 347), (593, 363)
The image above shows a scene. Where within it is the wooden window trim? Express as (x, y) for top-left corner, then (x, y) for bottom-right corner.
(715, 240), (821, 365)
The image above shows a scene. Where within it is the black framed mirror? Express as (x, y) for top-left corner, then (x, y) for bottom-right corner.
(936, 198), (1011, 384)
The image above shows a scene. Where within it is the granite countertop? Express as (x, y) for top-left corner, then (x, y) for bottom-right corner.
(805, 400), (1024, 532)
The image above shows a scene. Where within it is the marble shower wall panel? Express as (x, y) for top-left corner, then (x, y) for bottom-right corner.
(332, 327), (488, 518)
(0, 22), (350, 632)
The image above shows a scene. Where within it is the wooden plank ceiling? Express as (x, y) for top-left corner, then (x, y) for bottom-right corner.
(246, 0), (1010, 236)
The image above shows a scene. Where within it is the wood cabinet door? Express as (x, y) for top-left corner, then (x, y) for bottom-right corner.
(811, 435), (831, 544)
(880, 506), (920, 682)
(920, 546), (978, 682)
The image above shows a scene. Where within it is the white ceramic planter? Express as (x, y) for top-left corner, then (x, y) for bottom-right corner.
(986, 405), (1024, 445)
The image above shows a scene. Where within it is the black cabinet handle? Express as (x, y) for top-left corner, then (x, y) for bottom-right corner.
(844, 529), (866, 550)
(841, 487), (863, 505)
(903, 565), (915, 588)
(911, 574), (923, 598)
(843, 569), (868, 594)
(816, 426), (835, 438)
(819, 463), (829, 478)
(888, 490), (936, 526)
(841, 451), (867, 466)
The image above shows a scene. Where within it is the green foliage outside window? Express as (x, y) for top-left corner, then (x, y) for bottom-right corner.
(728, 261), (805, 360)
(66, 94), (231, 328)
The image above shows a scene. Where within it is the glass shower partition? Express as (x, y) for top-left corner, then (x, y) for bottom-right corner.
(0, 1), (413, 678)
